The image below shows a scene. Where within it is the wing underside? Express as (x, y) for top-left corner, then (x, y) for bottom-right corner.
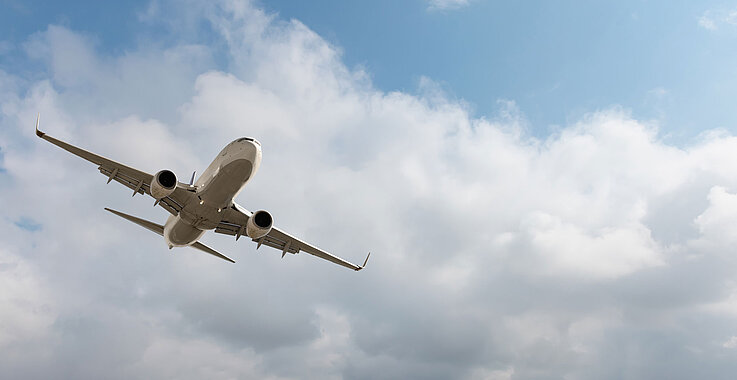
(97, 166), (184, 215)
(215, 204), (369, 271)
(36, 117), (193, 215)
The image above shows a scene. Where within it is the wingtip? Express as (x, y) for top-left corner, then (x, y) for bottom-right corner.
(356, 252), (370, 271)
(35, 113), (45, 137)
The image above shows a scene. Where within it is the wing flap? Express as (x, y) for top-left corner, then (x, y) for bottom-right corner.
(98, 165), (148, 196)
(265, 227), (365, 270)
(98, 165), (186, 215)
(254, 232), (301, 255)
(214, 221), (241, 236)
(39, 128), (155, 186)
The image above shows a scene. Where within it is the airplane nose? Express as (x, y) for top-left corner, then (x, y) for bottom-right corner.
(248, 140), (261, 154)
(235, 137), (261, 147)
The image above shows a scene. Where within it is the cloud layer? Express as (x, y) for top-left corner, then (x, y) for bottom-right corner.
(2, 1), (737, 378)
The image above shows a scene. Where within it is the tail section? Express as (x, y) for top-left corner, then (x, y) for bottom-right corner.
(104, 208), (235, 263)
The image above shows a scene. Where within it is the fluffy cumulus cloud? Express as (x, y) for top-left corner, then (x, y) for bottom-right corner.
(2, 0), (737, 378)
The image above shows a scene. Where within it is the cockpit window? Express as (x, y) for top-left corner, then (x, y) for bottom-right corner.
(236, 137), (261, 145)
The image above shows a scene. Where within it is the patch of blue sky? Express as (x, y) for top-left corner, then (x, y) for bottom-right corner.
(0, 0), (149, 51)
(3, 0), (737, 142)
(264, 0), (737, 142)
(0, 0), (228, 87)
(14, 216), (42, 232)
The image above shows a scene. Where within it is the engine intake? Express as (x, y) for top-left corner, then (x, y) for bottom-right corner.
(151, 170), (177, 199)
(247, 210), (273, 239)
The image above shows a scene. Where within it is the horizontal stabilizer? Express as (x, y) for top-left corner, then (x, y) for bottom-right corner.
(104, 207), (235, 263)
(105, 207), (164, 235)
(191, 241), (235, 263)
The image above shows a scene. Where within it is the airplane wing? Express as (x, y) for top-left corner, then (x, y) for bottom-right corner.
(215, 203), (370, 271)
(35, 115), (195, 215)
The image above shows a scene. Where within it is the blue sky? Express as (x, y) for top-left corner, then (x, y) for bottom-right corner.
(4, 0), (737, 139)
(266, 0), (737, 139)
(4, 1), (737, 379)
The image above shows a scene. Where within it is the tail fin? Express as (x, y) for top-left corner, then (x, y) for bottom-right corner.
(104, 208), (235, 263)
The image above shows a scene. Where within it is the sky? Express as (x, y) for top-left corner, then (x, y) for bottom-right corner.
(2, 0), (737, 379)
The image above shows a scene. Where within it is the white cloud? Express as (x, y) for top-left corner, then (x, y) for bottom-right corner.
(698, 8), (737, 31)
(0, 247), (56, 352)
(694, 187), (737, 248)
(724, 336), (737, 348)
(522, 212), (664, 279)
(699, 14), (718, 30)
(2, 1), (737, 378)
(427, 0), (470, 11)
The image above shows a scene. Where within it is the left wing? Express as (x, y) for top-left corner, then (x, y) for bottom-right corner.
(215, 203), (370, 271)
(35, 115), (195, 215)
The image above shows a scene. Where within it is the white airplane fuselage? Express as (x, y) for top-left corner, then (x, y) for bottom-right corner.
(163, 138), (262, 248)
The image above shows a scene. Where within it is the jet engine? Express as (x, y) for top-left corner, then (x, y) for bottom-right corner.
(150, 169), (177, 199)
(247, 210), (273, 239)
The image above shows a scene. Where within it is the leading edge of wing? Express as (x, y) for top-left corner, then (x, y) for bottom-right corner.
(35, 113), (154, 185)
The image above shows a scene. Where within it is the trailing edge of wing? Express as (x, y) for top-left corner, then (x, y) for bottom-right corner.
(104, 207), (235, 263)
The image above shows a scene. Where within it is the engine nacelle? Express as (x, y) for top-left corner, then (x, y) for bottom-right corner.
(247, 210), (273, 239)
(150, 170), (177, 199)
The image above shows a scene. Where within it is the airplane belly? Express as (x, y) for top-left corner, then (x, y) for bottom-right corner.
(164, 215), (206, 247)
(179, 203), (221, 230)
(198, 158), (253, 206)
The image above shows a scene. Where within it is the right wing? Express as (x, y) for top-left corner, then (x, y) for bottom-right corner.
(215, 203), (370, 271)
(35, 114), (196, 215)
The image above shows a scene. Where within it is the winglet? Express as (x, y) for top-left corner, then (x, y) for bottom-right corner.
(356, 252), (370, 271)
(35, 113), (45, 137)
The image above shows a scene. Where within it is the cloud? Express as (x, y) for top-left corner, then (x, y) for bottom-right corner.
(699, 14), (718, 30)
(2, 0), (737, 378)
(725, 336), (737, 348)
(698, 8), (737, 31)
(426, 0), (471, 11)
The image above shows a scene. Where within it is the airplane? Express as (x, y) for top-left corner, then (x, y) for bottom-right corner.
(35, 115), (369, 271)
